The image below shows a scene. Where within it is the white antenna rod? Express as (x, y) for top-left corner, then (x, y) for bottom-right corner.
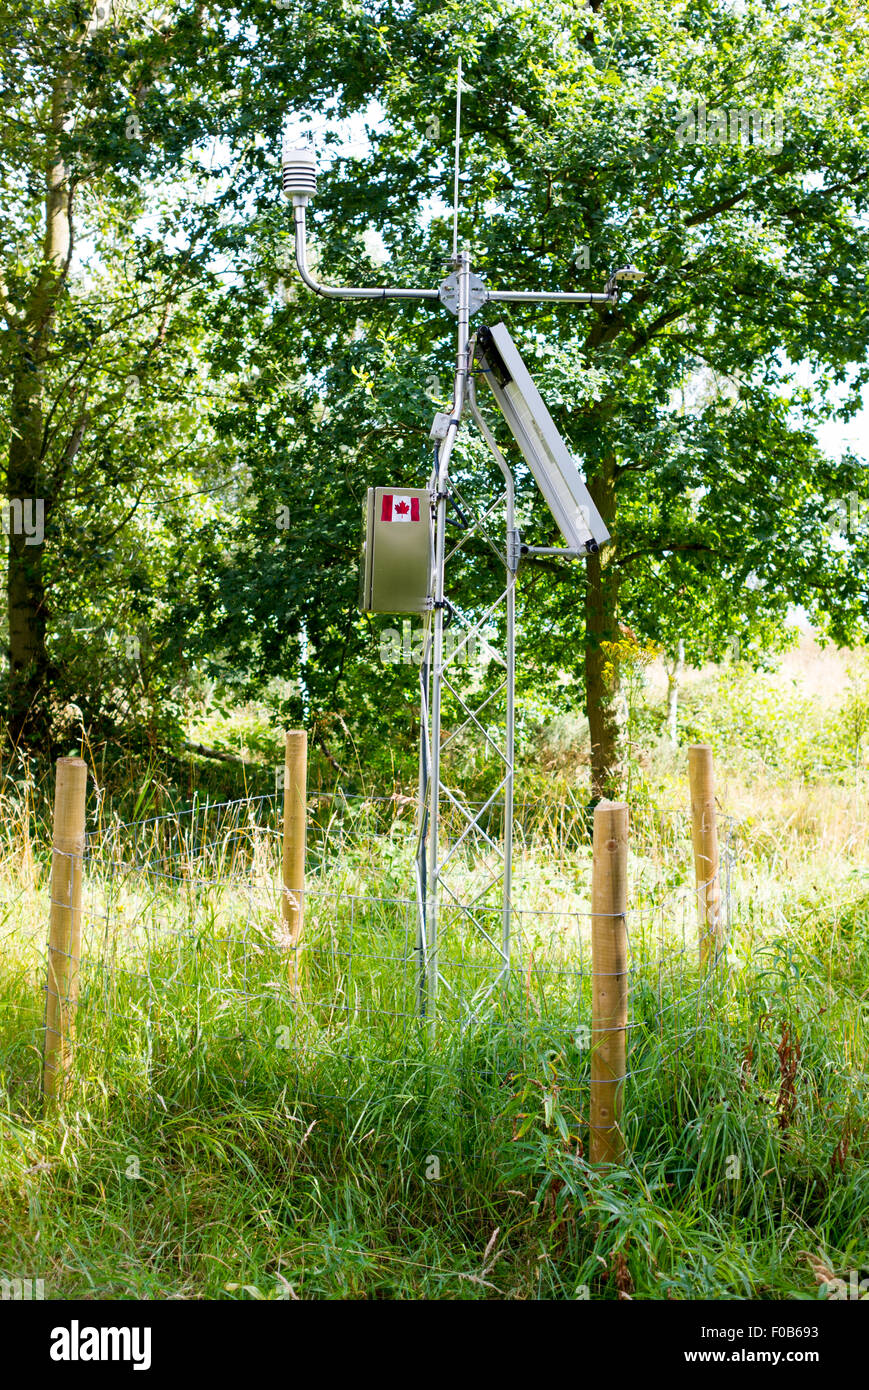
(452, 57), (462, 259)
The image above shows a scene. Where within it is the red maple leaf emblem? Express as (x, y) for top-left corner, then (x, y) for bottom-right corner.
(394, 499), (410, 515)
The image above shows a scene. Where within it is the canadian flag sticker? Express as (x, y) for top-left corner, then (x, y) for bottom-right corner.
(381, 493), (420, 523)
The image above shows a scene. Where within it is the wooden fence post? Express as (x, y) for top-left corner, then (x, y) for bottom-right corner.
(281, 730), (307, 996)
(43, 757), (87, 1105)
(688, 744), (723, 966)
(590, 799), (629, 1165)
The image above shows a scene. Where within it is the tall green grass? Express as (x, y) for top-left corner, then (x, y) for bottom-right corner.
(0, 786), (866, 1300)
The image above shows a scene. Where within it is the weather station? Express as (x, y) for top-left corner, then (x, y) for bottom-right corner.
(281, 64), (644, 1025)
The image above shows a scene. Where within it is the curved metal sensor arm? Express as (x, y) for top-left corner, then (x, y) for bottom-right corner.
(473, 323), (610, 553)
(284, 143), (637, 310)
(293, 204), (439, 301)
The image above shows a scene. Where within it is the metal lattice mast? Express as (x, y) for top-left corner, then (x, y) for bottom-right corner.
(416, 250), (519, 1023)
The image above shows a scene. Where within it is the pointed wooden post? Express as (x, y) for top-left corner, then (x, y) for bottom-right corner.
(281, 731), (307, 996)
(688, 744), (723, 966)
(43, 758), (87, 1105)
(589, 799), (629, 1164)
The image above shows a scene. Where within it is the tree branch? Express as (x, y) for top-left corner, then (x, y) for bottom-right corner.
(683, 157), (796, 228)
(612, 541), (718, 569)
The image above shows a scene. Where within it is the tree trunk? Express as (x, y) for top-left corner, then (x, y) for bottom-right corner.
(6, 364), (53, 747)
(584, 454), (625, 800)
(666, 638), (684, 746)
(4, 73), (71, 748)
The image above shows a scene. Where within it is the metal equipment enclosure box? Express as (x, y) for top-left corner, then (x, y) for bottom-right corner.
(360, 487), (432, 614)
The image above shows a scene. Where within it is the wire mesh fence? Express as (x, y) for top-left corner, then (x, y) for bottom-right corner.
(0, 787), (739, 1129)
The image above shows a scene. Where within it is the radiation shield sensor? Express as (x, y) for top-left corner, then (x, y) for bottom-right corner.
(360, 487), (433, 614)
(473, 323), (610, 554)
